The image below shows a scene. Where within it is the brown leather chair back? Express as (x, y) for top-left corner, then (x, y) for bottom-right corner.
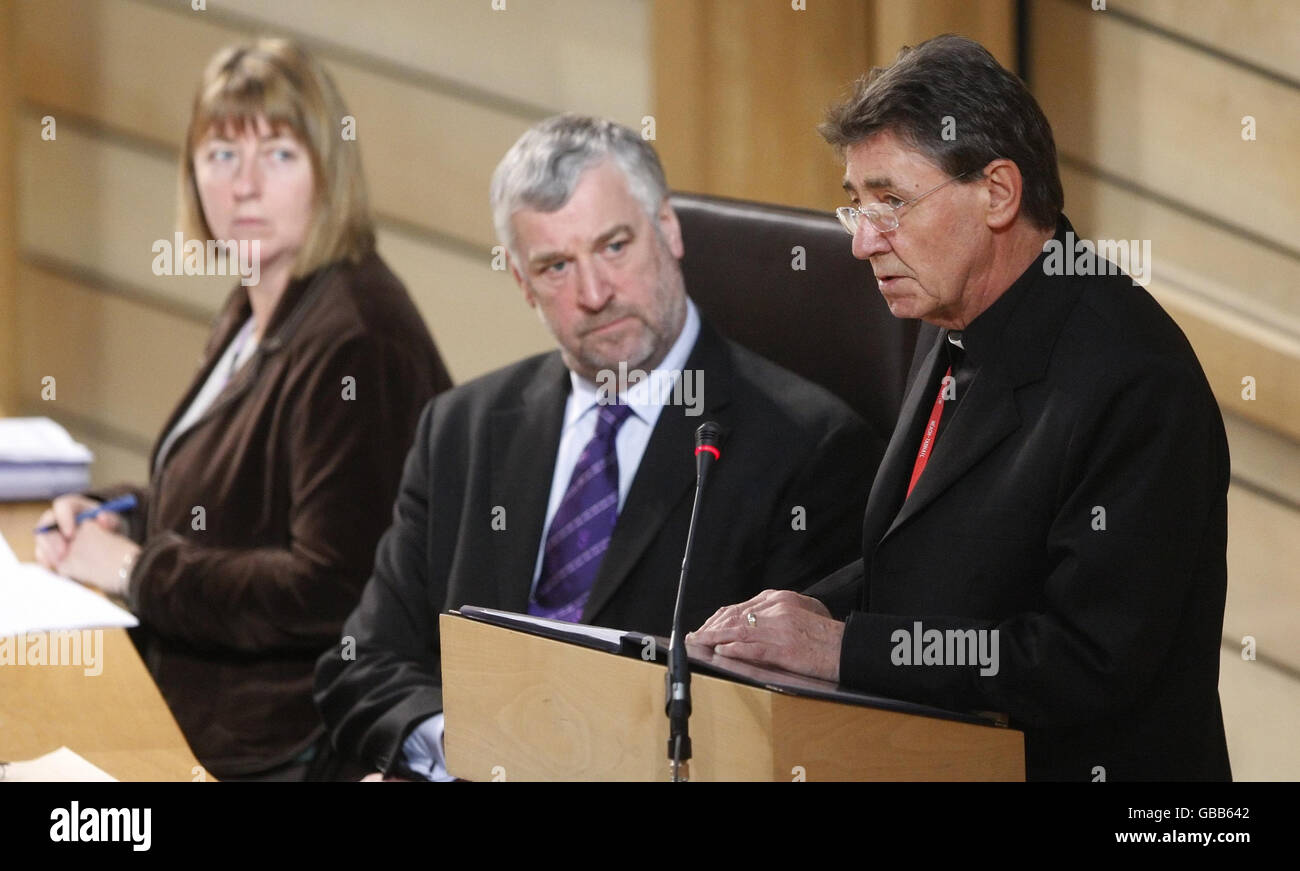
(671, 191), (919, 459)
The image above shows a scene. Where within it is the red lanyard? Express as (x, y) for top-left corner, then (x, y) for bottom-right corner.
(906, 365), (952, 499)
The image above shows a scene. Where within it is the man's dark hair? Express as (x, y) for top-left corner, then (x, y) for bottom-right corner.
(820, 34), (1063, 230)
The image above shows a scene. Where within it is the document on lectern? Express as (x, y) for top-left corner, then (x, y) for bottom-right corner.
(455, 605), (656, 658)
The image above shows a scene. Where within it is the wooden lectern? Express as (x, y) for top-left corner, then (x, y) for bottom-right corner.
(441, 611), (1025, 781)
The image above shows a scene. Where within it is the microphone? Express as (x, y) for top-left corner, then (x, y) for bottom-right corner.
(665, 421), (724, 782)
(694, 420), (722, 476)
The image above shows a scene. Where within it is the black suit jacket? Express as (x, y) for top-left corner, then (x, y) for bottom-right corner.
(315, 318), (872, 773)
(807, 218), (1232, 781)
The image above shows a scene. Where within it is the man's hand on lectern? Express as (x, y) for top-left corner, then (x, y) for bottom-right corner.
(687, 588), (843, 683)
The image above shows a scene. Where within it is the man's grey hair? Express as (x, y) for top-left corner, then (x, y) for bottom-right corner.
(490, 114), (670, 259)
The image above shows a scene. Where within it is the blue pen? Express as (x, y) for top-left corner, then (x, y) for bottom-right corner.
(34, 494), (139, 535)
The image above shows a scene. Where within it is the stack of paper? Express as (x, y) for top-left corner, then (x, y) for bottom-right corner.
(0, 530), (138, 636)
(0, 417), (94, 501)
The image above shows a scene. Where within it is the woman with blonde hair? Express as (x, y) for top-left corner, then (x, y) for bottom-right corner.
(35, 38), (452, 780)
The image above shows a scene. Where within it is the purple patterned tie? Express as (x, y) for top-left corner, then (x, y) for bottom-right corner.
(529, 402), (636, 622)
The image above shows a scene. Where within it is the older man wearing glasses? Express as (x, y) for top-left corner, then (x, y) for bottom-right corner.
(691, 35), (1232, 782)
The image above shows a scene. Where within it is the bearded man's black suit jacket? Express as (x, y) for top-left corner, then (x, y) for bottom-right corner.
(807, 218), (1232, 781)
(315, 318), (873, 774)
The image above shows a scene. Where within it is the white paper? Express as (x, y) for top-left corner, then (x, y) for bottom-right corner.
(0, 746), (118, 782)
(0, 532), (139, 636)
(0, 417), (94, 464)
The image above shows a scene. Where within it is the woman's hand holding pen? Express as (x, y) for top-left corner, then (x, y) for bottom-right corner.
(34, 494), (137, 596)
(52, 523), (141, 597)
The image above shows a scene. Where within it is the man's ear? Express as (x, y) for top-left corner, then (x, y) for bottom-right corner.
(982, 159), (1023, 231)
(657, 199), (685, 259)
(506, 252), (537, 308)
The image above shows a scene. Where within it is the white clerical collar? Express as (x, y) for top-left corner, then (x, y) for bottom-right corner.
(566, 298), (701, 428)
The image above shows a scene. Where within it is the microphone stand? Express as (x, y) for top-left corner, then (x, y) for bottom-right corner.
(665, 421), (722, 782)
